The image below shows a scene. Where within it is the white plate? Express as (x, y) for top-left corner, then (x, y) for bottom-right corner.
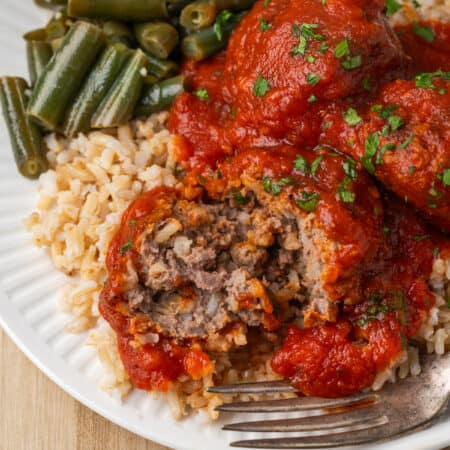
(0, 2), (449, 449)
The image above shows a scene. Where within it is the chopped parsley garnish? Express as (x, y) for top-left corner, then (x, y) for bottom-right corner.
(433, 247), (440, 258)
(414, 234), (429, 241)
(291, 23), (326, 57)
(306, 72), (320, 85)
(412, 21), (435, 42)
(415, 70), (450, 90)
(388, 115), (404, 131)
(374, 206), (381, 215)
(361, 133), (379, 174)
(342, 107), (362, 126)
(197, 173), (207, 185)
(263, 0), (270, 6)
(338, 176), (355, 203)
(296, 191), (320, 212)
(362, 77), (371, 91)
(216, 169), (222, 179)
(194, 88), (209, 101)
(408, 165), (416, 175)
(386, 0), (402, 15)
(214, 10), (233, 41)
(381, 125), (390, 137)
(300, 23), (326, 40)
(293, 154), (310, 173)
(399, 134), (414, 149)
(443, 169), (450, 186)
(311, 155), (324, 175)
(262, 176), (295, 195)
(378, 104), (398, 119)
(322, 121), (332, 130)
(291, 35), (307, 56)
(232, 191), (248, 204)
(341, 54), (362, 71)
(318, 43), (328, 53)
(343, 158), (357, 180)
(306, 54), (316, 63)
(120, 239), (133, 255)
(308, 94), (317, 103)
(259, 17), (272, 31)
(253, 74), (270, 97)
(334, 39), (349, 58)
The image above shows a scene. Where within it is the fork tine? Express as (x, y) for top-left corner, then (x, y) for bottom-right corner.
(216, 393), (378, 413)
(223, 407), (386, 432)
(229, 417), (388, 449)
(208, 380), (297, 395)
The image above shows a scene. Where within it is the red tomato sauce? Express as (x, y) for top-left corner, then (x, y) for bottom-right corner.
(396, 21), (450, 74)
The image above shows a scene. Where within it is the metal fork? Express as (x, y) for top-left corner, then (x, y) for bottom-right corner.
(208, 352), (450, 448)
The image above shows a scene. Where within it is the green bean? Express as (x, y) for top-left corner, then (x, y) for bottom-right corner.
(134, 75), (185, 117)
(133, 22), (179, 59)
(215, 0), (256, 10)
(180, 0), (217, 30)
(49, 37), (65, 52)
(143, 74), (159, 85)
(146, 54), (179, 80)
(34, 0), (67, 9)
(62, 43), (130, 137)
(181, 11), (245, 61)
(102, 21), (135, 46)
(27, 21), (105, 130)
(0, 77), (48, 179)
(45, 14), (69, 40)
(91, 49), (148, 128)
(26, 41), (53, 86)
(68, 0), (168, 21)
(23, 28), (48, 41)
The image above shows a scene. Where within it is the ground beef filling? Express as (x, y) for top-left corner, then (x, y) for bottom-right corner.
(125, 192), (305, 342)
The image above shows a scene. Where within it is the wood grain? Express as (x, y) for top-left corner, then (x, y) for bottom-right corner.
(0, 328), (171, 450)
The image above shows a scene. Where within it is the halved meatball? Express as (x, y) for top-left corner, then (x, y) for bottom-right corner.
(101, 145), (384, 352)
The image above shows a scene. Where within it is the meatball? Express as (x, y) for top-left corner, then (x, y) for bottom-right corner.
(222, 0), (407, 147)
(320, 77), (450, 231)
(100, 145), (384, 353)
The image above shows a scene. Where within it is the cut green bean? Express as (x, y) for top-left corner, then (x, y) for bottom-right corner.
(147, 54), (179, 79)
(34, 0), (67, 9)
(180, 0), (217, 30)
(26, 40), (53, 86)
(143, 74), (159, 85)
(181, 11), (245, 61)
(62, 43), (130, 137)
(0, 77), (48, 179)
(91, 49), (148, 128)
(23, 28), (48, 41)
(27, 21), (105, 130)
(102, 21), (135, 46)
(134, 75), (185, 117)
(49, 37), (65, 52)
(45, 14), (69, 40)
(68, 0), (168, 21)
(133, 22), (179, 59)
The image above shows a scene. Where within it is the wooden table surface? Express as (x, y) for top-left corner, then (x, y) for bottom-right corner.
(0, 328), (171, 450)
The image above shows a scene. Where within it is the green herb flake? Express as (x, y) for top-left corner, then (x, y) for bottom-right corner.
(408, 165), (416, 175)
(232, 191), (248, 205)
(413, 21), (435, 43)
(374, 206), (381, 215)
(263, 0), (270, 6)
(216, 169), (223, 179)
(306, 54), (316, 63)
(308, 94), (317, 103)
(362, 77), (371, 91)
(379, 104), (399, 119)
(214, 10), (233, 41)
(413, 0), (421, 7)
(301, 23), (326, 41)
(386, 0), (402, 15)
(343, 159), (357, 180)
(334, 39), (349, 58)
(296, 191), (320, 212)
(291, 35), (307, 56)
(341, 54), (362, 70)
(342, 107), (362, 126)
(194, 88), (209, 101)
(388, 115), (404, 131)
(414, 234), (429, 241)
(120, 239), (133, 255)
(383, 226), (390, 235)
(338, 176), (356, 203)
(293, 154), (310, 173)
(322, 121), (332, 130)
(318, 42), (328, 53)
(306, 72), (320, 85)
(442, 168), (450, 186)
(259, 17), (272, 31)
(433, 247), (440, 258)
(399, 134), (414, 149)
(361, 133), (379, 174)
(381, 125), (390, 137)
(253, 74), (270, 97)
(311, 155), (324, 175)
